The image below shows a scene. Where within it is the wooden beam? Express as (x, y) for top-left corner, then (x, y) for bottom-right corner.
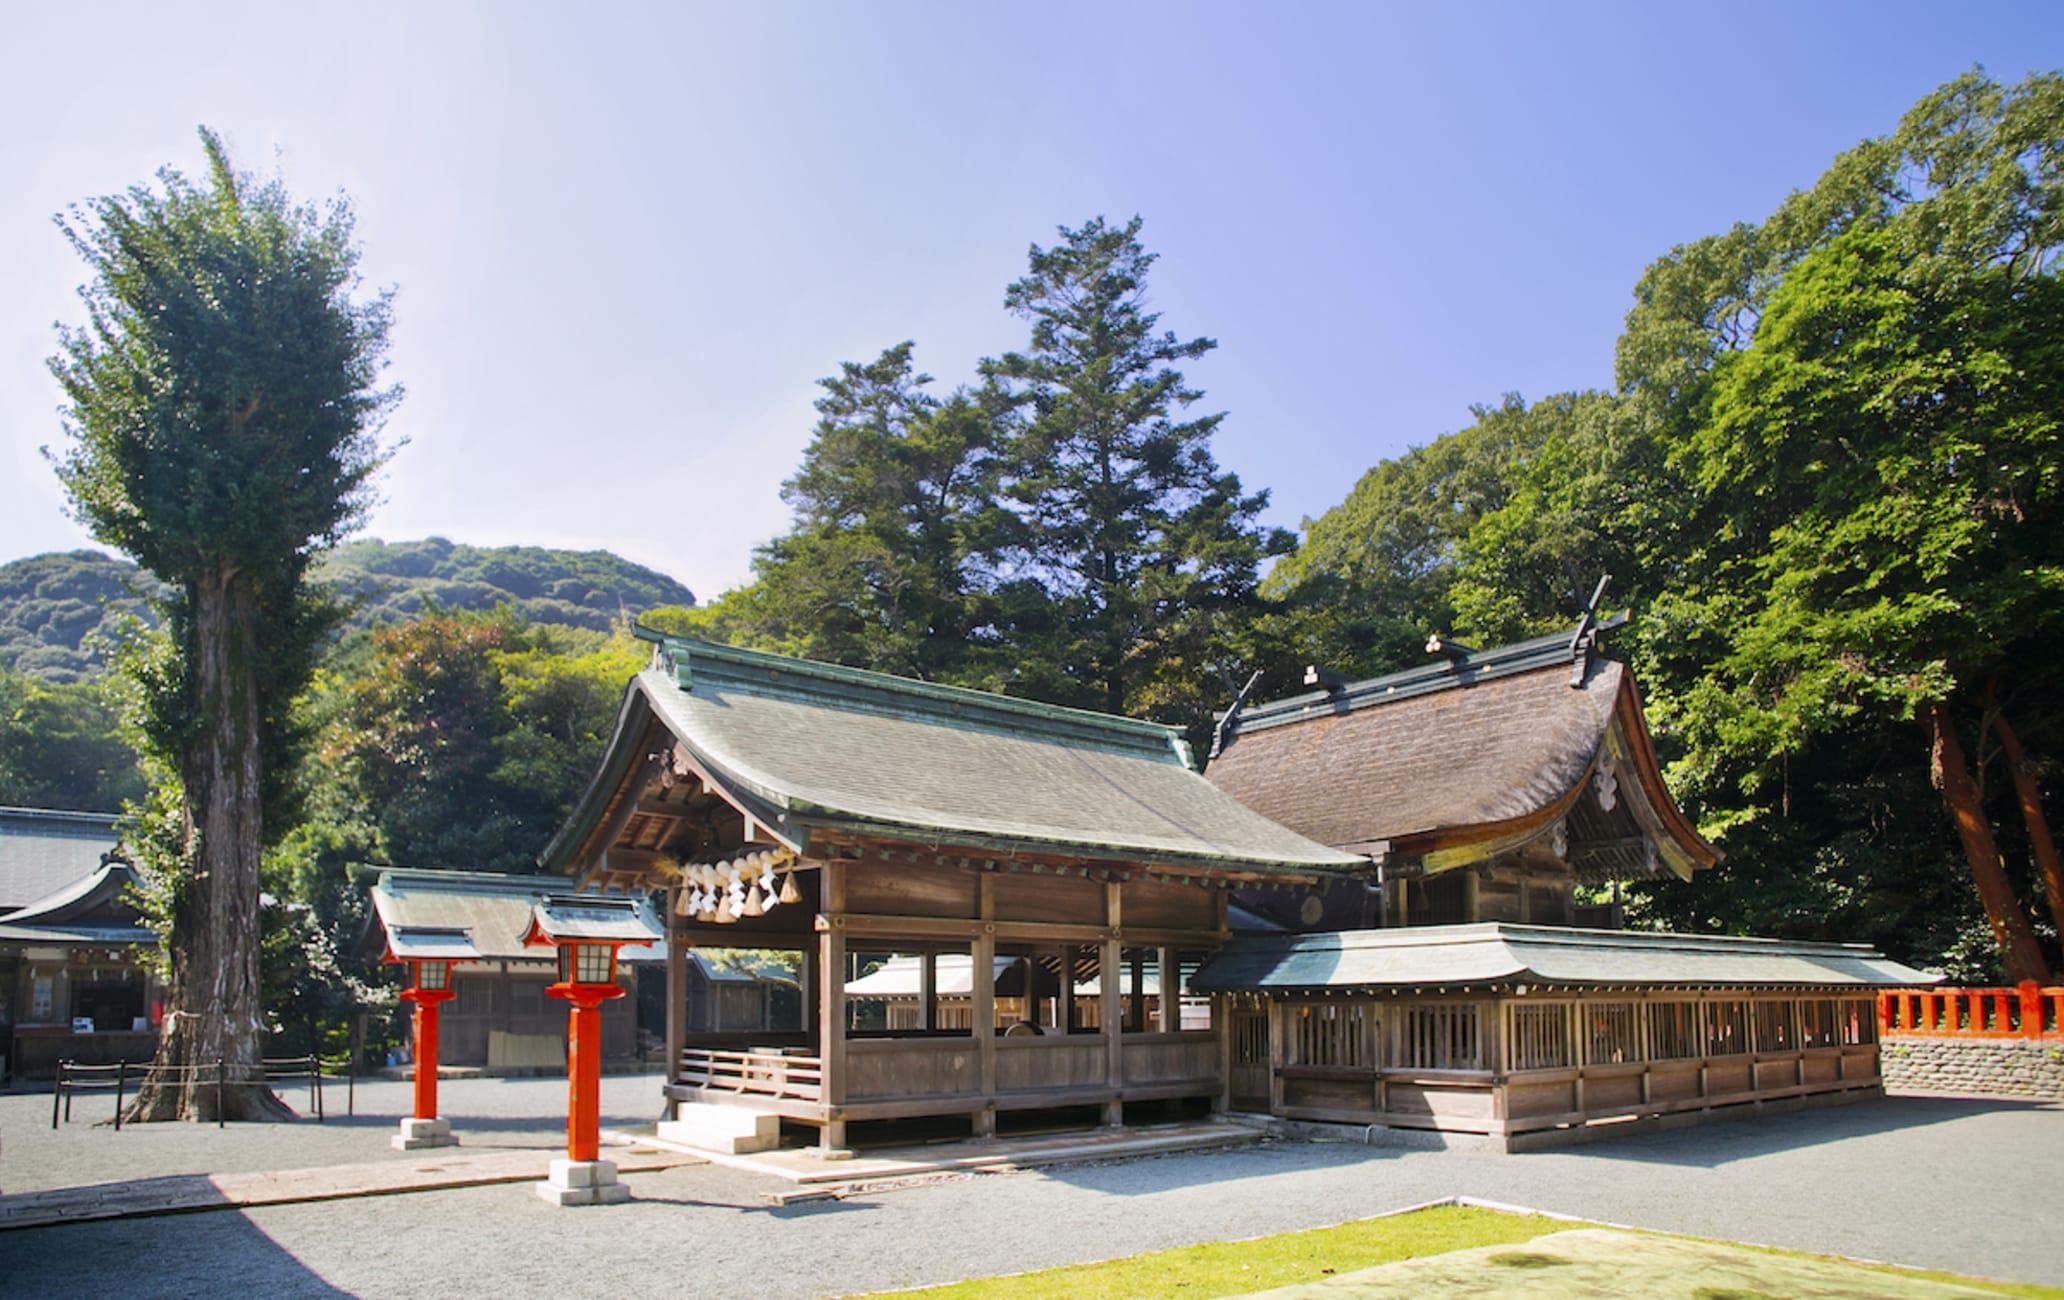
(814, 911), (1223, 949)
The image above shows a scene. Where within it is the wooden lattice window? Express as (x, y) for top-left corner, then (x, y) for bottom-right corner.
(1508, 1002), (1571, 1071)
(1753, 999), (1796, 1053)
(1799, 999), (1843, 1048)
(1646, 1001), (1701, 1060)
(1292, 1002), (1367, 1068)
(1399, 1004), (1481, 1071)
(1706, 999), (1749, 1057)
(1231, 1010), (1269, 1067)
(1583, 1001), (1639, 1065)
(1841, 998), (1878, 1046)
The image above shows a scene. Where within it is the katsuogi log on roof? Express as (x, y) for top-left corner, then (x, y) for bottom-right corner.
(1206, 615), (1717, 884)
(541, 630), (1365, 887)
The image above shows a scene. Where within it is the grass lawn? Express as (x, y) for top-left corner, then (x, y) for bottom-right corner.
(869, 1204), (2063, 1299)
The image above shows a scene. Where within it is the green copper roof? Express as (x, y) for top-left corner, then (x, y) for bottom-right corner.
(542, 633), (1365, 876)
(1192, 923), (1941, 992)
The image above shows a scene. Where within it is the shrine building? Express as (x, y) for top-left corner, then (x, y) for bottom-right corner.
(397, 616), (1932, 1152)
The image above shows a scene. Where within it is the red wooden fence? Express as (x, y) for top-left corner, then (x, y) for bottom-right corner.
(1878, 983), (2064, 1041)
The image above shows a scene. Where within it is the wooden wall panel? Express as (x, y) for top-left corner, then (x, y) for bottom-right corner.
(1282, 1074), (1376, 1114)
(1120, 879), (1217, 930)
(992, 871), (1105, 926)
(844, 862), (977, 919)
(1121, 1033), (1218, 1083)
(843, 1039), (979, 1100)
(995, 1038), (1106, 1091)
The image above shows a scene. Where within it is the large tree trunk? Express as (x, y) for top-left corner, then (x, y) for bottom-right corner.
(126, 566), (294, 1122)
(1986, 705), (2064, 945)
(1927, 700), (2051, 985)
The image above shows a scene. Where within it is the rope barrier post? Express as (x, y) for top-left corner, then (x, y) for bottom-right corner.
(64, 1062), (75, 1123)
(51, 1063), (63, 1130)
(115, 1060), (126, 1131)
(314, 1054), (325, 1122)
(217, 1057), (226, 1128)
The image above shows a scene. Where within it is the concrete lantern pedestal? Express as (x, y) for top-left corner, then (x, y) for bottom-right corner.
(392, 1117), (458, 1151)
(537, 1157), (630, 1206)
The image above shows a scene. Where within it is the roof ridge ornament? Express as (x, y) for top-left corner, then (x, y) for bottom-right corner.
(1210, 669), (1264, 760)
(1569, 573), (1612, 687)
(1424, 633), (1475, 666)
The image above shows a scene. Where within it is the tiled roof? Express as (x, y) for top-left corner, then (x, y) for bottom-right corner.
(543, 635), (1365, 876)
(0, 857), (152, 946)
(0, 807), (121, 912)
(1191, 923), (1941, 992)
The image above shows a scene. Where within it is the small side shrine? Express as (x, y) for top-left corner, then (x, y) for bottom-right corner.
(538, 630), (1362, 1153)
(0, 809), (160, 1081)
(1197, 613), (1938, 1144)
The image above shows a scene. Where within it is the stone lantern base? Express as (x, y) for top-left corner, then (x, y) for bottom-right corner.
(392, 1117), (458, 1150)
(537, 1157), (631, 1206)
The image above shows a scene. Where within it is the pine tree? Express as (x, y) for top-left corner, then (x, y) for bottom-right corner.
(981, 217), (1289, 727)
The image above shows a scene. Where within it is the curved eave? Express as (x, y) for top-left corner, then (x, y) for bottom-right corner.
(1399, 672), (1717, 881)
(1609, 674), (1721, 872)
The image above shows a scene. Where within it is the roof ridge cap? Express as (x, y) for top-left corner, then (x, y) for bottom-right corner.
(1230, 623), (1627, 733)
(649, 635), (1185, 758)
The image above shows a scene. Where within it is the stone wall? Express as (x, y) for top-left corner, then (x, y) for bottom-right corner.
(1880, 1036), (2064, 1099)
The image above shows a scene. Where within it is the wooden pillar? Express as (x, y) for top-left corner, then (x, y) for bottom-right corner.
(1158, 946), (1180, 1033)
(818, 859), (848, 1153)
(1101, 881), (1124, 1127)
(1214, 993), (1233, 1113)
(1057, 946), (1075, 1034)
(664, 891), (687, 1088)
(1462, 869), (1480, 924)
(921, 952), (938, 1034)
(974, 873), (996, 1137)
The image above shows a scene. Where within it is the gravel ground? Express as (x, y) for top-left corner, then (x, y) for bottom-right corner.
(1, 1081), (2057, 1298)
(2, 1072), (669, 1193)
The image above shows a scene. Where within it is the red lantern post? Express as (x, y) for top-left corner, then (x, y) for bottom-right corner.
(383, 927), (479, 1151)
(523, 895), (663, 1206)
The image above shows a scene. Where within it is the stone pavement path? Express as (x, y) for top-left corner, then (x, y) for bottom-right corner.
(0, 1146), (702, 1231)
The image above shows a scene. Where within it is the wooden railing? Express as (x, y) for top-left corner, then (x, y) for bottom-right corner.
(677, 1047), (823, 1101)
(1879, 984), (2064, 1041)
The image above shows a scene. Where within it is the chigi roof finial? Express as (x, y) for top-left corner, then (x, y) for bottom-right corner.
(1568, 573), (1612, 687)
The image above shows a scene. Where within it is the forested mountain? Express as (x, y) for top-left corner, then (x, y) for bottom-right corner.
(0, 550), (159, 682)
(322, 537), (695, 633)
(0, 539), (695, 682)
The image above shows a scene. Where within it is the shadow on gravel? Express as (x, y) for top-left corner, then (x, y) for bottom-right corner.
(3, 1208), (353, 1296)
(1523, 1095), (2053, 1169)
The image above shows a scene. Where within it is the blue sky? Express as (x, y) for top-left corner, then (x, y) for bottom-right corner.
(2, 2), (2057, 601)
